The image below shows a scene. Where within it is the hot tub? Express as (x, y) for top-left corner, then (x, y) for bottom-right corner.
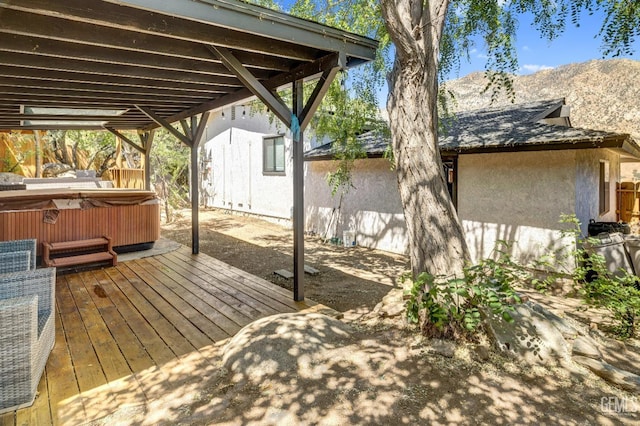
(0, 189), (160, 256)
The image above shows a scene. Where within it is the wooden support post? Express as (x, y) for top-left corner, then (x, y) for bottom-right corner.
(189, 112), (210, 255)
(293, 80), (304, 301)
(141, 130), (155, 191)
(33, 130), (42, 178)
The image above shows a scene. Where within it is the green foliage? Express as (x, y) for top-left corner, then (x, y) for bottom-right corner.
(406, 242), (524, 339)
(63, 130), (120, 175)
(569, 0), (640, 57)
(1, 132), (35, 173)
(150, 128), (191, 222)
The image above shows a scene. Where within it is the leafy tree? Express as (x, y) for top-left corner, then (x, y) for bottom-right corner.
(250, 0), (638, 281)
(149, 129), (191, 222)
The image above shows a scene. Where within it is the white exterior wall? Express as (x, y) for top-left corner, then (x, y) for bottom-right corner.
(575, 149), (620, 235)
(458, 149), (620, 267)
(306, 149), (622, 268)
(457, 150), (578, 267)
(305, 158), (407, 253)
(201, 110), (293, 220)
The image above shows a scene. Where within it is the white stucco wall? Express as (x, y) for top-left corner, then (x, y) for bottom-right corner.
(458, 150), (577, 266)
(201, 110), (294, 220)
(458, 149), (620, 267)
(575, 149), (620, 235)
(305, 158), (408, 254)
(306, 149), (622, 264)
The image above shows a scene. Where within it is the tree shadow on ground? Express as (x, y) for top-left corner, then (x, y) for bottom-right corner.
(69, 314), (640, 426)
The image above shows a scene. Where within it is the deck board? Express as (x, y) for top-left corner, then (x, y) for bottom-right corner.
(4, 245), (320, 424)
(148, 254), (276, 320)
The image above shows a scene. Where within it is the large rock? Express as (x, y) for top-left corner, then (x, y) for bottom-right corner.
(222, 313), (354, 383)
(371, 288), (405, 318)
(484, 303), (571, 366)
(574, 356), (640, 393)
(572, 336), (603, 360)
(530, 303), (580, 339)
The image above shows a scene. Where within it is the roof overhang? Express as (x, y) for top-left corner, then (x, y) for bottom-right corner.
(305, 132), (640, 161)
(0, 0), (378, 131)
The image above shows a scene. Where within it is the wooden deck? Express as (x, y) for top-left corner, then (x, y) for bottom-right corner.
(1, 245), (321, 425)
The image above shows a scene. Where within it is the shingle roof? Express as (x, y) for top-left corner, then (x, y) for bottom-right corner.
(305, 99), (640, 160)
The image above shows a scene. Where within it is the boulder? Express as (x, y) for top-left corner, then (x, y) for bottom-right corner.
(484, 302), (571, 366)
(428, 339), (456, 358)
(572, 336), (603, 360)
(222, 313), (354, 383)
(574, 356), (640, 393)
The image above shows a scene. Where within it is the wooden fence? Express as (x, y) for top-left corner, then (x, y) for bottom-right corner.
(617, 182), (639, 223)
(108, 168), (145, 189)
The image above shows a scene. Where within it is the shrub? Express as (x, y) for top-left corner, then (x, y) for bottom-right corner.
(405, 242), (524, 339)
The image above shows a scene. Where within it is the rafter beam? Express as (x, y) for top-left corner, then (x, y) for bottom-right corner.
(0, 68), (236, 94)
(0, 32), (294, 72)
(0, 2), (321, 62)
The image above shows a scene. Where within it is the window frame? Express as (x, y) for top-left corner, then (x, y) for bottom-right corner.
(599, 159), (610, 216)
(263, 135), (286, 175)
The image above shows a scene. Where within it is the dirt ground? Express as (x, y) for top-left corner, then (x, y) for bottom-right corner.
(161, 208), (410, 320)
(154, 208), (640, 425)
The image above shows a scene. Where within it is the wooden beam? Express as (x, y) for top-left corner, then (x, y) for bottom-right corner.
(101, 0), (378, 60)
(135, 106), (192, 147)
(192, 112), (210, 148)
(103, 127), (145, 154)
(292, 80), (304, 302)
(0, 32), (294, 73)
(0, 82), (211, 101)
(0, 51), (249, 86)
(0, 2), (321, 62)
(0, 87), (206, 105)
(139, 130), (155, 191)
(209, 46), (292, 128)
(0, 67), (237, 94)
(299, 54), (344, 131)
(189, 112), (210, 255)
(150, 53), (343, 129)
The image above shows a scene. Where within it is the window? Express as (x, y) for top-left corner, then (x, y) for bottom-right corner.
(263, 136), (285, 174)
(599, 160), (610, 215)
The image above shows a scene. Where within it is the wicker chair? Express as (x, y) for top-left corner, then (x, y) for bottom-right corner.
(0, 239), (37, 270)
(0, 267), (56, 414)
(0, 251), (31, 274)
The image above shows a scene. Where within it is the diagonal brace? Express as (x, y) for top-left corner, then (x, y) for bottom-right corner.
(103, 126), (145, 153)
(209, 45), (292, 127)
(136, 105), (193, 147)
(299, 53), (344, 130)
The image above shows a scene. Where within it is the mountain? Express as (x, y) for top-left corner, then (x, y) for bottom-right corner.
(444, 59), (640, 138)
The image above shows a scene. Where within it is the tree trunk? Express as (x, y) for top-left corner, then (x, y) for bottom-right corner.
(381, 0), (470, 278)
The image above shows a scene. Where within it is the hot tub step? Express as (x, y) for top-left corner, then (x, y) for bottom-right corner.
(43, 236), (117, 268)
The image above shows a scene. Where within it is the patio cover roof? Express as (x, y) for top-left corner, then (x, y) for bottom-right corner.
(0, 0), (377, 131)
(0, 0), (378, 302)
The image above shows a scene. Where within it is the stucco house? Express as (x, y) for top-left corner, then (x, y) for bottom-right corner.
(201, 107), (296, 221)
(201, 99), (640, 267)
(305, 99), (640, 266)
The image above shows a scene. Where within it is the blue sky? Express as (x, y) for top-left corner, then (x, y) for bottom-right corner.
(275, 2), (638, 80)
(450, 8), (640, 80)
